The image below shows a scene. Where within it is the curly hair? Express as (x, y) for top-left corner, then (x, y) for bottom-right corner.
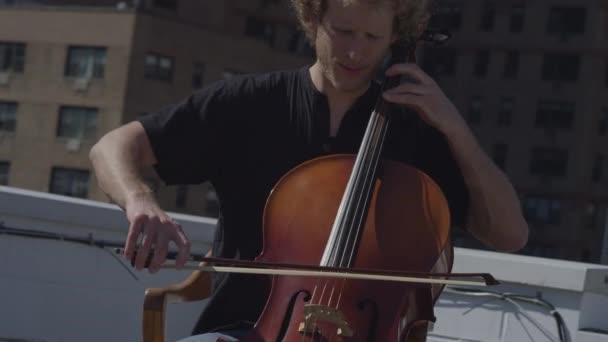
(290, 0), (433, 44)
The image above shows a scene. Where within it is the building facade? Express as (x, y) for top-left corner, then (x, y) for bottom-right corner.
(423, 0), (608, 264)
(0, 0), (607, 263)
(0, 0), (312, 217)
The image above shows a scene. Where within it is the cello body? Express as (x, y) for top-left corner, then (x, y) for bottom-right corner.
(241, 154), (453, 342)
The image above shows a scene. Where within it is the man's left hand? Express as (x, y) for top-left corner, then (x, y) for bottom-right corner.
(382, 63), (468, 137)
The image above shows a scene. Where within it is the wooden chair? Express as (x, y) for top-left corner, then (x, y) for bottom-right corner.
(142, 267), (211, 342)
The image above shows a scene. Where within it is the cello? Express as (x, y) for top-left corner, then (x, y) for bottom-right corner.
(232, 39), (488, 341)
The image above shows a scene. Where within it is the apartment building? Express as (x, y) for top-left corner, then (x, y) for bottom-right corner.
(0, 0), (606, 263)
(424, 0), (608, 263)
(0, 0), (312, 217)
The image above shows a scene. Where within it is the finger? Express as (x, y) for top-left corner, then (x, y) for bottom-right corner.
(124, 215), (144, 260)
(135, 222), (158, 270)
(382, 93), (429, 120)
(384, 83), (427, 96)
(173, 224), (191, 269)
(382, 91), (423, 103)
(148, 232), (169, 273)
(385, 63), (434, 85)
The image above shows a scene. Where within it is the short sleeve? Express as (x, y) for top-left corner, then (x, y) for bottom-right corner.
(138, 81), (236, 185)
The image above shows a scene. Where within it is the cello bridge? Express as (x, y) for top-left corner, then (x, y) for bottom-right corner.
(298, 304), (354, 337)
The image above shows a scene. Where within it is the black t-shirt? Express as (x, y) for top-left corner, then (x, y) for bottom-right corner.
(138, 65), (470, 334)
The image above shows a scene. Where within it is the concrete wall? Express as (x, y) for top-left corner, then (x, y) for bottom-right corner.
(0, 185), (215, 341)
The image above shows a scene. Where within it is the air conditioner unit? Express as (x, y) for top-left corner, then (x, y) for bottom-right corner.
(65, 138), (81, 152)
(73, 78), (90, 92)
(0, 72), (10, 86)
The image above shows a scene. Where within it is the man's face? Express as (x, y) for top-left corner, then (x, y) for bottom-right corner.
(313, 0), (396, 93)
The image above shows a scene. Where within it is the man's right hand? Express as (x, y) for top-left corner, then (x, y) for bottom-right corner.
(123, 191), (191, 273)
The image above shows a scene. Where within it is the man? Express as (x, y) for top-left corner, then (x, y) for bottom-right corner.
(90, 0), (529, 340)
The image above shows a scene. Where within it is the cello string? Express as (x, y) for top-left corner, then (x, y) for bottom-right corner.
(319, 101), (381, 329)
(328, 105), (385, 319)
(336, 97), (392, 312)
(330, 78), (389, 268)
(339, 106), (387, 273)
(342, 46), (418, 283)
(314, 59), (397, 337)
(306, 113), (379, 340)
(332, 109), (379, 277)
(334, 278), (347, 309)
(342, 78), (393, 271)
(337, 67), (393, 270)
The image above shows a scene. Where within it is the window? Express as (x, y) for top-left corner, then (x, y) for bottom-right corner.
(176, 185), (188, 208)
(244, 16), (276, 47)
(541, 53), (580, 82)
(600, 107), (608, 136)
(498, 97), (514, 126)
(493, 143), (508, 169)
(192, 62), (205, 89)
(523, 243), (556, 258)
(468, 96), (483, 124)
(584, 202), (599, 229)
(581, 249), (591, 262)
(522, 196), (561, 225)
(153, 0), (177, 10)
(0, 41), (25, 73)
(49, 167), (90, 198)
(509, 3), (525, 33)
(287, 29), (315, 57)
(480, 1), (495, 32)
(605, 60), (608, 87)
(529, 147), (568, 178)
(144, 53), (174, 82)
(474, 50), (490, 77)
(205, 189), (220, 217)
(503, 50), (519, 79)
(592, 155), (604, 182)
(65, 46), (106, 79)
(0, 101), (17, 132)
(429, 1), (463, 31)
(57, 106), (97, 140)
(422, 47), (457, 77)
(547, 6), (586, 35)
(0, 161), (9, 185)
(535, 101), (575, 130)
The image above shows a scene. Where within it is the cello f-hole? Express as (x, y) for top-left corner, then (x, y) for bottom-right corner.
(277, 290), (311, 341)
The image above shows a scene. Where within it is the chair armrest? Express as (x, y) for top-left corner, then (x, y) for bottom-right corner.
(143, 269), (212, 342)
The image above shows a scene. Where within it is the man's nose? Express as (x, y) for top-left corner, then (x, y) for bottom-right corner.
(346, 39), (365, 62)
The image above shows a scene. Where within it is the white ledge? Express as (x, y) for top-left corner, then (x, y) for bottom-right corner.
(453, 247), (608, 295)
(0, 185), (217, 243)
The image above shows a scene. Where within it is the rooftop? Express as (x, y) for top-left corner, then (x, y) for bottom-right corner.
(1, 185), (607, 341)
